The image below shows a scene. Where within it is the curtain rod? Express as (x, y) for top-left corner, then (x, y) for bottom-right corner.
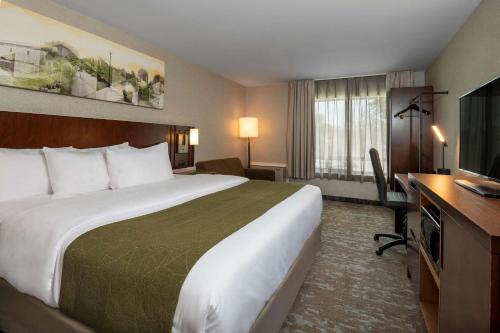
(314, 72), (387, 81)
(314, 69), (423, 82)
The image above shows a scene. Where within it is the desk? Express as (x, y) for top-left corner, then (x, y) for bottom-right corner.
(407, 173), (500, 333)
(393, 173), (409, 233)
(394, 173), (410, 193)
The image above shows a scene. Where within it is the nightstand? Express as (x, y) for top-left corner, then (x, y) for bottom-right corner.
(250, 162), (287, 182)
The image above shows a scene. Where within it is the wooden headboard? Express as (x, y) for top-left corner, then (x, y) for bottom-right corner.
(0, 111), (194, 169)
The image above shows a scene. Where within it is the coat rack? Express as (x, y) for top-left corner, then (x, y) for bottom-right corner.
(394, 91), (448, 172)
(393, 103), (431, 119)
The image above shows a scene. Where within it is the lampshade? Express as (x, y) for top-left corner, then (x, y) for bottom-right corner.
(239, 117), (258, 138)
(189, 128), (199, 145)
(432, 125), (446, 143)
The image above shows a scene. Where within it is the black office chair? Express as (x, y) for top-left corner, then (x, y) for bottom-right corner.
(369, 148), (407, 256)
(488, 154), (500, 180)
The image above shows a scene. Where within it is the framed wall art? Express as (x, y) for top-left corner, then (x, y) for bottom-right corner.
(0, 0), (165, 109)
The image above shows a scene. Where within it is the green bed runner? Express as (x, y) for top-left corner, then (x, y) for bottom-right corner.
(59, 180), (305, 333)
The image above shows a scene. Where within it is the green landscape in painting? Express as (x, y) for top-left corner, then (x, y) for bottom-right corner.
(0, 1), (165, 109)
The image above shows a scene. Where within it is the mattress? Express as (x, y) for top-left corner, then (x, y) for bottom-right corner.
(0, 174), (322, 332)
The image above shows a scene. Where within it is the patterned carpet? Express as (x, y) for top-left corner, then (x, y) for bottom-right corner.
(280, 201), (425, 333)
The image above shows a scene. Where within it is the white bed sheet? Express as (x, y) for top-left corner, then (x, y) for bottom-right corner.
(0, 174), (322, 333)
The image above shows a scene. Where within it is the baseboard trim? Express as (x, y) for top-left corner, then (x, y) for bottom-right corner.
(322, 195), (382, 206)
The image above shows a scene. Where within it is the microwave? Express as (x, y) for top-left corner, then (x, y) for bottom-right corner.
(421, 205), (441, 272)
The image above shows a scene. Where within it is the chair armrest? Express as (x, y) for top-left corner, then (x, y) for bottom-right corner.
(195, 169), (217, 175)
(244, 168), (275, 181)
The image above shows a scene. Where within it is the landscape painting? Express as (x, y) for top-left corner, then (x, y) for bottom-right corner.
(0, 0), (165, 109)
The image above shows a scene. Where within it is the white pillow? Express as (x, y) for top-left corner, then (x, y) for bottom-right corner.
(43, 148), (110, 198)
(74, 142), (130, 153)
(0, 148), (51, 202)
(106, 142), (173, 189)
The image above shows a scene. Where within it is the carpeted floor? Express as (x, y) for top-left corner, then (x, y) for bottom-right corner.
(280, 201), (425, 333)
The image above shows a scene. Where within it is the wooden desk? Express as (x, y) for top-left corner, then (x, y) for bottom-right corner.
(412, 173), (500, 253)
(394, 173), (410, 193)
(396, 173), (421, 292)
(393, 173), (410, 233)
(408, 173), (500, 333)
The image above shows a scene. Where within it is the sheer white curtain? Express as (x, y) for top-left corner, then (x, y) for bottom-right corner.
(386, 70), (415, 89)
(315, 75), (387, 181)
(349, 76), (387, 181)
(315, 79), (348, 179)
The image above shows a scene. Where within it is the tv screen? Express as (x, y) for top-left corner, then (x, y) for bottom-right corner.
(460, 77), (500, 181)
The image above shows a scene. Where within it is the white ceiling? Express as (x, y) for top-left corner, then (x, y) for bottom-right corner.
(52, 0), (481, 87)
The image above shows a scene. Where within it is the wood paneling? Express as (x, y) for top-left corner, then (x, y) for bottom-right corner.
(390, 87), (434, 187)
(0, 111), (194, 169)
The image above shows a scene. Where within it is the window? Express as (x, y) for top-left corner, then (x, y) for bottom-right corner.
(350, 95), (387, 177)
(315, 98), (347, 176)
(315, 76), (387, 180)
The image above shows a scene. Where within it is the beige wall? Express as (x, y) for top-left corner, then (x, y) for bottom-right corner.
(426, 0), (500, 174)
(0, 0), (246, 163)
(244, 84), (288, 165)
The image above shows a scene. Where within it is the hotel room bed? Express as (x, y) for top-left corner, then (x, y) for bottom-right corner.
(0, 111), (322, 332)
(0, 174), (322, 333)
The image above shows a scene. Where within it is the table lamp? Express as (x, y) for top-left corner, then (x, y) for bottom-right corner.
(189, 128), (199, 146)
(239, 117), (258, 168)
(432, 125), (450, 175)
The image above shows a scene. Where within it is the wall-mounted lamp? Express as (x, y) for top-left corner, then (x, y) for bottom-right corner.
(239, 117), (258, 168)
(189, 128), (199, 146)
(432, 125), (450, 175)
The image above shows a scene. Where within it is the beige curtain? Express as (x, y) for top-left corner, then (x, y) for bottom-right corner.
(287, 80), (315, 179)
(386, 70), (415, 89)
(315, 75), (387, 181)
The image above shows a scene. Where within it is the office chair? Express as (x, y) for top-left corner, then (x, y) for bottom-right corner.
(488, 154), (500, 180)
(369, 148), (407, 256)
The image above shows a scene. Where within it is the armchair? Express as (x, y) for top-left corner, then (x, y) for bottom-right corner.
(195, 158), (275, 181)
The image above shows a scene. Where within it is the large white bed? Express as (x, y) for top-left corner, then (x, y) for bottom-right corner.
(0, 174), (322, 332)
(0, 111), (322, 333)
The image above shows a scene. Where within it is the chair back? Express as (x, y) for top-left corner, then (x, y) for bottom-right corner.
(369, 148), (388, 205)
(488, 154), (500, 180)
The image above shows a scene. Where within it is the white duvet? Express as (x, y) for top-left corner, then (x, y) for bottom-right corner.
(0, 174), (322, 333)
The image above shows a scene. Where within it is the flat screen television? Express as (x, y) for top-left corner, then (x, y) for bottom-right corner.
(460, 76), (500, 182)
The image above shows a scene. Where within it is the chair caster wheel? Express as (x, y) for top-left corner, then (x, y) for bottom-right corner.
(375, 249), (383, 256)
(374, 235), (379, 241)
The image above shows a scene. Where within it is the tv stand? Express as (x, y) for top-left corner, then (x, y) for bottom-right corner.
(454, 179), (500, 198)
(407, 174), (500, 332)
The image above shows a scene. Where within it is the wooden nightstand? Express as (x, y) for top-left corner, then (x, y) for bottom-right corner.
(250, 162), (287, 182)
